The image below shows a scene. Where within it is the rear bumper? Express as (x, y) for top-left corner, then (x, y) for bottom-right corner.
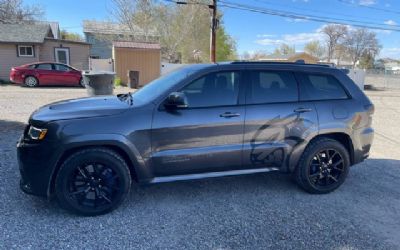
(352, 127), (374, 165)
(10, 74), (24, 84)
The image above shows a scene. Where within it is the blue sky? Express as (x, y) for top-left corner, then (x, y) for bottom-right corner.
(25, 0), (400, 59)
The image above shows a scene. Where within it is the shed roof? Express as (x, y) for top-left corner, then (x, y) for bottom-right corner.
(113, 41), (161, 50)
(0, 24), (52, 43)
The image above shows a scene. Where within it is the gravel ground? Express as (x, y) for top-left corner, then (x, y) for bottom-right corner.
(0, 84), (399, 249)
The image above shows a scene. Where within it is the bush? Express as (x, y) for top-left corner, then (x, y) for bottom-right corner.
(114, 77), (122, 87)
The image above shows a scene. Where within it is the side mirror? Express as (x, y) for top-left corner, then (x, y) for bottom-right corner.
(164, 92), (188, 109)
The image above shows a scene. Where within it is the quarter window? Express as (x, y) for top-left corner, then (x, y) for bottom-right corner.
(180, 71), (240, 108)
(18, 45), (34, 57)
(248, 71), (298, 104)
(55, 64), (70, 71)
(298, 73), (349, 101)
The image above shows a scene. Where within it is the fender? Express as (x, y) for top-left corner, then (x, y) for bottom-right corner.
(47, 133), (152, 197)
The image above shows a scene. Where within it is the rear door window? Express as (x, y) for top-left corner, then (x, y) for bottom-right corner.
(298, 73), (349, 101)
(247, 70), (298, 104)
(35, 64), (53, 70)
(54, 64), (70, 71)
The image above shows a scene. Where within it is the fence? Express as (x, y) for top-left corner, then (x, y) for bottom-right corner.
(364, 70), (400, 89)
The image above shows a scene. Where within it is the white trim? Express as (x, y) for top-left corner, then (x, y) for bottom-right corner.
(55, 47), (70, 65)
(18, 45), (34, 57)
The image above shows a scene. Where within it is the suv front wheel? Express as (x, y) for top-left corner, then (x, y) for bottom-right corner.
(55, 148), (131, 216)
(294, 138), (350, 194)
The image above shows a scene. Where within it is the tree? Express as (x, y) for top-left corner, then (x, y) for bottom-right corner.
(272, 43), (295, 56)
(60, 29), (84, 42)
(0, 0), (44, 23)
(304, 40), (325, 58)
(216, 24), (237, 61)
(321, 24), (348, 62)
(343, 28), (380, 68)
(110, 0), (237, 63)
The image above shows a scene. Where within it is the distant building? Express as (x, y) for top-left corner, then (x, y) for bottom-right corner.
(259, 52), (319, 64)
(83, 20), (159, 59)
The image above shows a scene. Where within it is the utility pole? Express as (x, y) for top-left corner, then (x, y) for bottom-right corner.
(210, 0), (217, 63)
(176, 0), (218, 63)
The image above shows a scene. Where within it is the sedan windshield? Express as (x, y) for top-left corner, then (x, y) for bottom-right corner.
(131, 65), (207, 104)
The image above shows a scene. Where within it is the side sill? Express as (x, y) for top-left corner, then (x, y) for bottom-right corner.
(150, 167), (279, 184)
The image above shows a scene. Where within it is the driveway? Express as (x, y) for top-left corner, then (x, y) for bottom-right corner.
(0, 85), (399, 249)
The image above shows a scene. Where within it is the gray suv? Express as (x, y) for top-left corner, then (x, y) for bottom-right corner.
(17, 62), (374, 215)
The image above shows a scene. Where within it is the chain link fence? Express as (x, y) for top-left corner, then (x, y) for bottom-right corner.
(364, 70), (400, 89)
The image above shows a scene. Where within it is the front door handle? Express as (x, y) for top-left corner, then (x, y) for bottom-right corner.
(294, 107), (312, 113)
(220, 112), (240, 118)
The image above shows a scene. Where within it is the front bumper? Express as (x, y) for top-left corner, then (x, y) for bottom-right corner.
(17, 136), (60, 197)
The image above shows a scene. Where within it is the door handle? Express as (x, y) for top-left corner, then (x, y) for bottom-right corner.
(294, 107), (312, 113)
(220, 112), (240, 118)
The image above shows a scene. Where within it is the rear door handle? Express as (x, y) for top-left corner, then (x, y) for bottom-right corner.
(220, 112), (240, 118)
(294, 108), (312, 113)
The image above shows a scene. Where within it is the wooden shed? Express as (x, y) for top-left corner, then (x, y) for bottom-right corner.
(112, 41), (161, 87)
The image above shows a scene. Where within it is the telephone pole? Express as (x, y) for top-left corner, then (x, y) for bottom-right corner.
(210, 0), (217, 63)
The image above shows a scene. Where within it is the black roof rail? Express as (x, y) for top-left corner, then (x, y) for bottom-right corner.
(228, 60), (333, 68)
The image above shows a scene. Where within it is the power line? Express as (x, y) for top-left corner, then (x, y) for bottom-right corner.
(336, 0), (400, 15)
(218, 1), (400, 32)
(250, 0), (394, 23)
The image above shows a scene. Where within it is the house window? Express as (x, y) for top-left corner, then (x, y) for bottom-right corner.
(18, 45), (34, 57)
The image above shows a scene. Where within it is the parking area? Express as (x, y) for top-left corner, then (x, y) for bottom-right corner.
(1, 84), (399, 249)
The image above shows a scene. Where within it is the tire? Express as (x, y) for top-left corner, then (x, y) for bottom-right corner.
(24, 76), (38, 87)
(55, 148), (131, 216)
(79, 77), (85, 88)
(294, 138), (350, 194)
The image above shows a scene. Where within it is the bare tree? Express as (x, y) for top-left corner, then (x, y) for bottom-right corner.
(321, 24), (348, 63)
(304, 40), (325, 59)
(0, 0), (44, 23)
(343, 28), (380, 68)
(272, 43), (295, 56)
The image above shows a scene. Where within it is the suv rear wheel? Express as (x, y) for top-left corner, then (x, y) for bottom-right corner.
(294, 138), (350, 194)
(55, 148), (131, 216)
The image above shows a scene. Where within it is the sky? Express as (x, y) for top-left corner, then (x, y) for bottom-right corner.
(25, 0), (400, 59)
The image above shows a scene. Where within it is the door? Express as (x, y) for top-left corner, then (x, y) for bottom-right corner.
(151, 71), (245, 176)
(55, 48), (70, 65)
(243, 70), (318, 170)
(54, 64), (79, 85)
(34, 63), (58, 85)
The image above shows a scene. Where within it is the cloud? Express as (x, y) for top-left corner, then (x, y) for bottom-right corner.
(384, 20), (397, 26)
(255, 30), (324, 46)
(285, 18), (309, 23)
(359, 0), (376, 6)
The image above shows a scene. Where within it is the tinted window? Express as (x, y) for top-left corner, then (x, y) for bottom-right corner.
(55, 64), (70, 71)
(36, 64), (52, 70)
(299, 73), (348, 101)
(248, 71), (298, 104)
(180, 71), (240, 108)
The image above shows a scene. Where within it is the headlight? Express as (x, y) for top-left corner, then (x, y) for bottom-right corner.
(27, 126), (48, 140)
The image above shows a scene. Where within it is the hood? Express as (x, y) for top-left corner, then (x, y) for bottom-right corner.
(30, 95), (130, 125)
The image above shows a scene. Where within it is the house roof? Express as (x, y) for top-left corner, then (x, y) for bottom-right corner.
(261, 52), (319, 61)
(113, 41), (161, 50)
(0, 24), (52, 43)
(83, 20), (157, 36)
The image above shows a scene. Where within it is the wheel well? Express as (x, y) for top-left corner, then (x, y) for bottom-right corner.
(311, 133), (354, 165)
(48, 145), (137, 196)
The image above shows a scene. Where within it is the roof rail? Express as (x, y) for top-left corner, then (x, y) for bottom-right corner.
(229, 60), (333, 68)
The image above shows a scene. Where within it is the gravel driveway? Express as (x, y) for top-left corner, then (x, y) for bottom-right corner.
(1, 85), (399, 249)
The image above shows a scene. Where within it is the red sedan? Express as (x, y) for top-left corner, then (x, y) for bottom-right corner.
(10, 62), (84, 87)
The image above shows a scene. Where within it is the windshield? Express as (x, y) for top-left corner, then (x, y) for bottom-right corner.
(132, 65), (206, 104)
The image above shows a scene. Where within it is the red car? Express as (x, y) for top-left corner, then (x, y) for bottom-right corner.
(10, 62), (84, 87)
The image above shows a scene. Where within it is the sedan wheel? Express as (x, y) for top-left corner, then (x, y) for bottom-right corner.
(24, 76), (38, 87)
